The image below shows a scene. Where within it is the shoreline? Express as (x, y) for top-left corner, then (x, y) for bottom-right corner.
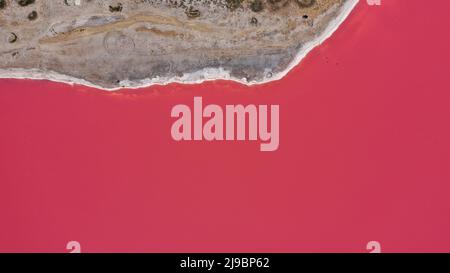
(0, 0), (359, 92)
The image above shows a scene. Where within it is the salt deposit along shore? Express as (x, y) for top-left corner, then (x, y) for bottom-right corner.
(0, 0), (359, 91)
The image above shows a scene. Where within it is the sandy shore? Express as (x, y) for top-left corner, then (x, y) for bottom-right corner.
(0, 0), (359, 91)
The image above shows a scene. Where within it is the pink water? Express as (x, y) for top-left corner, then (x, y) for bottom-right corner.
(1, 1), (450, 252)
